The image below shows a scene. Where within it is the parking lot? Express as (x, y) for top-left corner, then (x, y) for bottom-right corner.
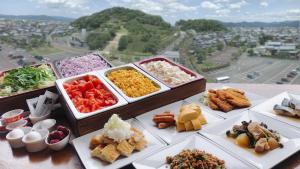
(207, 54), (300, 84)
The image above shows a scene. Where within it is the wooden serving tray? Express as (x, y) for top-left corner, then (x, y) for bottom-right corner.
(0, 63), (59, 114)
(58, 74), (206, 136)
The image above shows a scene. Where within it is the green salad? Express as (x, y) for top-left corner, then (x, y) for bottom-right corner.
(0, 64), (56, 97)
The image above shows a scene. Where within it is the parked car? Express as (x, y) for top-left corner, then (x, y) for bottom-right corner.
(281, 77), (290, 82)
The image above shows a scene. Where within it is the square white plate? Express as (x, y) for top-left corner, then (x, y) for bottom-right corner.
(135, 100), (222, 144)
(72, 119), (166, 169)
(99, 63), (170, 103)
(201, 111), (300, 169)
(251, 92), (300, 129)
(184, 87), (266, 119)
(133, 134), (254, 169)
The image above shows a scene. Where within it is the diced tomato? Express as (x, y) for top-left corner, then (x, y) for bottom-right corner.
(63, 75), (117, 113)
(84, 75), (94, 82)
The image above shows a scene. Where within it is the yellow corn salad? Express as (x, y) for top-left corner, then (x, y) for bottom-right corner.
(107, 69), (160, 97)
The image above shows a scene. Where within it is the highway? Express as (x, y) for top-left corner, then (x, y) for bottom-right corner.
(207, 54), (300, 84)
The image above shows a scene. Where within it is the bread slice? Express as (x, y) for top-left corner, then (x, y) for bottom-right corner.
(175, 117), (186, 132)
(191, 118), (202, 130)
(117, 140), (134, 157)
(91, 145), (104, 158)
(198, 114), (207, 125)
(99, 144), (120, 163)
(184, 121), (194, 131)
(134, 138), (147, 151)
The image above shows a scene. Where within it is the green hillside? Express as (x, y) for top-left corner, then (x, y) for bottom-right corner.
(176, 19), (227, 32)
(72, 7), (175, 56)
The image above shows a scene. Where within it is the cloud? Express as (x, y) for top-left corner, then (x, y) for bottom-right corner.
(260, 1), (268, 7)
(34, 0), (90, 10)
(287, 8), (300, 14)
(107, 0), (197, 14)
(216, 9), (231, 16)
(201, 1), (221, 10)
(229, 0), (247, 10)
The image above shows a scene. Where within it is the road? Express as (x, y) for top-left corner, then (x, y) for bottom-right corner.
(207, 53), (300, 84)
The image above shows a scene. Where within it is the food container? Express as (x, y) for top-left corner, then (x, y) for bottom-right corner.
(45, 128), (70, 151)
(22, 129), (49, 152)
(6, 127), (31, 148)
(5, 119), (28, 131)
(53, 53), (112, 78)
(100, 64), (170, 103)
(29, 111), (51, 124)
(56, 71), (128, 120)
(33, 119), (56, 131)
(135, 56), (203, 88)
(1, 109), (24, 124)
(0, 119), (7, 134)
(0, 63), (59, 113)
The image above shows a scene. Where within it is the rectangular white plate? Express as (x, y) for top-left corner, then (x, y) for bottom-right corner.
(201, 111), (300, 169)
(99, 63), (170, 103)
(72, 118), (166, 169)
(184, 86), (266, 119)
(133, 134), (254, 169)
(135, 100), (222, 144)
(251, 92), (300, 129)
(56, 71), (128, 120)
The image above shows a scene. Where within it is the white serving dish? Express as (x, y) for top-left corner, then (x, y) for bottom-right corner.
(135, 100), (222, 144)
(251, 92), (300, 129)
(6, 127), (32, 148)
(99, 64), (170, 103)
(33, 119), (56, 131)
(22, 129), (49, 152)
(46, 128), (70, 151)
(133, 134), (254, 169)
(5, 119), (28, 131)
(72, 118), (166, 169)
(29, 111), (51, 124)
(184, 86), (266, 118)
(56, 71), (128, 120)
(201, 111), (300, 169)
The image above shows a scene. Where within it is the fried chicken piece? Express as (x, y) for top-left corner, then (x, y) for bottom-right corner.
(208, 98), (219, 110)
(208, 89), (217, 94)
(226, 88), (245, 95)
(227, 97), (251, 108)
(216, 90), (227, 100)
(224, 89), (247, 100)
(209, 94), (233, 112)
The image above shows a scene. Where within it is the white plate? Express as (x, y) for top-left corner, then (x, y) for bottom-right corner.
(72, 119), (166, 169)
(251, 92), (300, 129)
(135, 100), (222, 144)
(99, 63), (170, 103)
(201, 111), (300, 169)
(184, 87), (266, 119)
(133, 134), (254, 169)
(56, 71), (128, 120)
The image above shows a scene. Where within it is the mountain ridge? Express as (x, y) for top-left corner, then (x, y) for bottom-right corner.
(0, 14), (74, 22)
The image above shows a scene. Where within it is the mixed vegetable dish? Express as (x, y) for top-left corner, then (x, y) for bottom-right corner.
(63, 75), (118, 113)
(0, 64), (56, 97)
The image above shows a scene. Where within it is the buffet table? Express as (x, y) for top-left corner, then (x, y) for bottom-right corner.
(0, 83), (300, 169)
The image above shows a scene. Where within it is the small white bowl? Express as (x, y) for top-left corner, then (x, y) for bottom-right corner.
(46, 129), (70, 151)
(22, 129), (49, 152)
(33, 119), (56, 131)
(2, 109), (24, 124)
(6, 127), (31, 148)
(29, 112), (51, 124)
(6, 119), (28, 131)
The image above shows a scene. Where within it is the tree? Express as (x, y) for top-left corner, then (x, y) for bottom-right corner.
(86, 32), (113, 50)
(118, 35), (129, 51)
(194, 48), (207, 64)
(248, 48), (254, 56)
(217, 42), (224, 51)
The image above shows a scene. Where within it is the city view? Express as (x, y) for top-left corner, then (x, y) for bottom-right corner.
(0, 0), (299, 84)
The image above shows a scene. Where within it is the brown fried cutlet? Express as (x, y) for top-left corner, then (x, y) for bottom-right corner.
(209, 94), (233, 112)
(224, 89), (247, 100)
(227, 97), (251, 108)
(215, 90), (227, 100)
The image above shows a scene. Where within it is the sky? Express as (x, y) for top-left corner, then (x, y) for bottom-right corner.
(0, 0), (300, 24)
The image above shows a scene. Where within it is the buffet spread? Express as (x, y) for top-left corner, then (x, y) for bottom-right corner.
(0, 53), (300, 169)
